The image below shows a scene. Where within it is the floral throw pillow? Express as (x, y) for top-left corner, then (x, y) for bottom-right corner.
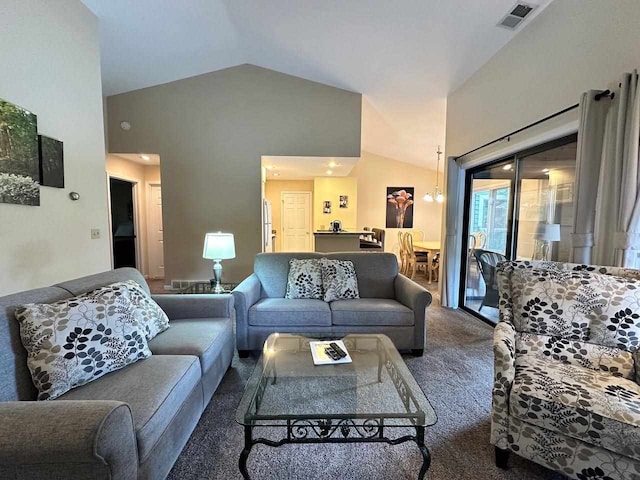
(285, 259), (324, 299)
(99, 280), (170, 340)
(15, 285), (152, 400)
(321, 258), (360, 302)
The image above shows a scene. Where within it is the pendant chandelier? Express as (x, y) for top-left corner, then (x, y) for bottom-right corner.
(423, 146), (444, 203)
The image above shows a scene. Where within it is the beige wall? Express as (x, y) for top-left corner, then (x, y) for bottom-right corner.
(446, 0), (640, 157)
(105, 155), (162, 276)
(313, 177), (357, 232)
(350, 151), (443, 253)
(107, 64), (361, 283)
(0, 0), (110, 295)
(264, 179), (314, 252)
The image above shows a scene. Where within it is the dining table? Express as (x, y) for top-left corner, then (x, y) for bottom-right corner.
(413, 240), (441, 283)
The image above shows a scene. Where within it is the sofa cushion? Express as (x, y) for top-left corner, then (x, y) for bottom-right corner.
(87, 280), (169, 341)
(255, 253), (321, 298)
(285, 258), (324, 300)
(326, 252), (397, 299)
(510, 355), (640, 460)
(249, 298), (331, 327)
(58, 355), (202, 462)
(509, 267), (640, 352)
(148, 318), (232, 374)
(330, 299), (414, 326)
(515, 332), (635, 379)
(15, 285), (152, 400)
(321, 259), (360, 302)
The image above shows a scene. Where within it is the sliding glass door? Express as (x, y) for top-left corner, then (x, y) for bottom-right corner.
(461, 135), (577, 324)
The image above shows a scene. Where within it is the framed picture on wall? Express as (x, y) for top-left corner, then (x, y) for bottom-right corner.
(323, 200), (331, 214)
(339, 195), (348, 208)
(38, 135), (64, 188)
(386, 187), (414, 228)
(0, 97), (40, 206)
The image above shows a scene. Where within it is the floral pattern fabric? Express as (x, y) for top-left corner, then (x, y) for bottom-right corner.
(492, 260), (640, 480)
(100, 280), (170, 340)
(15, 284), (152, 400)
(285, 259), (324, 299)
(511, 355), (640, 460)
(321, 258), (360, 302)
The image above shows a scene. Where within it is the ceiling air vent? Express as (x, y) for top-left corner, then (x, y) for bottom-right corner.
(497, 2), (537, 30)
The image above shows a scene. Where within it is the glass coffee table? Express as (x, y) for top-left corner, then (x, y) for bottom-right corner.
(236, 333), (437, 479)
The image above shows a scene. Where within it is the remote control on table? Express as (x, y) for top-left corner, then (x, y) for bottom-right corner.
(324, 347), (341, 360)
(329, 342), (347, 358)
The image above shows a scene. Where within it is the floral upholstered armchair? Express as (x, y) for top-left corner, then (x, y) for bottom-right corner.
(492, 260), (640, 480)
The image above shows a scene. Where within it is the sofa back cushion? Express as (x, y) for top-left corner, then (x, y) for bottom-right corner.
(0, 268), (151, 402)
(254, 252), (398, 299)
(0, 287), (71, 401)
(499, 261), (640, 353)
(55, 267), (150, 297)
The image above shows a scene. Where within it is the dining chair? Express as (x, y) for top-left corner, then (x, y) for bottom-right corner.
(475, 231), (488, 249)
(397, 231), (407, 275)
(403, 232), (417, 279)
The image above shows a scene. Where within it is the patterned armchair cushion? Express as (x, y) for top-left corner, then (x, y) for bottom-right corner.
(510, 355), (640, 460)
(507, 266), (640, 353)
(515, 332), (635, 379)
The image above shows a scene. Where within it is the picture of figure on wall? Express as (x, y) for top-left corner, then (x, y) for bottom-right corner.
(339, 195), (348, 208)
(386, 187), (414, 228)
(0, 98), (40, 206)
(323, 200), (331, 214)
(38, 135), (64, 188)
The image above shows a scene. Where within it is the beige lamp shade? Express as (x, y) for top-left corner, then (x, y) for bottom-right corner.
(203, 232), (236, 260)
(534, 223), (561, 242)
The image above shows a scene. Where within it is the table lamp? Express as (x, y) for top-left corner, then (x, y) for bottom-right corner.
(533, 223), (560, 261)
(203, 232), (236, 293)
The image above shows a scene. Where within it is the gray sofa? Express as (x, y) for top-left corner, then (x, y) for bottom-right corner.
(0, 268), (235, 480)
(232, 252), (432, 356)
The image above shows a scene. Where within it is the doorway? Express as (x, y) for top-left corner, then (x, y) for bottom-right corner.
(147, 183), (164, 279)
(109, 178), (138, 269)
(460, 134), (578, 324)
(281, 191), (312, 251)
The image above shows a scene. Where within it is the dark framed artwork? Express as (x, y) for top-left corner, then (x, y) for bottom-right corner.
(323, 200), (331, 214)
(339, 195), (348, 208)
(0, 97), (39, 205)
(386, 187), (414, 228)
(38, 135), (64, 188)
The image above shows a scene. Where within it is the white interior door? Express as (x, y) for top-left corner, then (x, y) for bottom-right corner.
(282, 192), (312, 252)
(147, 184), (165, 278)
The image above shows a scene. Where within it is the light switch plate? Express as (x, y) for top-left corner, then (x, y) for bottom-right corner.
(91, 228), (101, 239)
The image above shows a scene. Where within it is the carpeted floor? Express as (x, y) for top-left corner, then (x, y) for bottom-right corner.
(167, 303), (565, 480)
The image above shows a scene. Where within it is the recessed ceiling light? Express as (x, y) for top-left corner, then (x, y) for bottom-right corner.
(140, 155), (150, 161)
(542, 168), (549, 172)
(273, 172), (280, 177)
(326, 170), (333, 175)
(266, 165), (274, 170)
(502, 164), (512, 171)
(328, 161), (338, 168)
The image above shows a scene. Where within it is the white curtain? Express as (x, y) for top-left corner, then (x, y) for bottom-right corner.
(440, 156), (463, 308)
(574, 71), (640, 267)
(570, 90), (609, 263)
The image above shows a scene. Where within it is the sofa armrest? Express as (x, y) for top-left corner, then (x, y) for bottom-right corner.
(394, 274), (432, 350)
(490, 321), (517, 450)
(152, 294), (234, 320)
(231, 274), (262, 350)
(0, 400), (137, 480)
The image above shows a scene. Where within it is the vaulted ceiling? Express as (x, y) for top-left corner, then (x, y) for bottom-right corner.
(82, 0), (551, 168)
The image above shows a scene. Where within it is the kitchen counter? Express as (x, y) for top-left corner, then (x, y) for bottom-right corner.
(313, 230), (368, 252)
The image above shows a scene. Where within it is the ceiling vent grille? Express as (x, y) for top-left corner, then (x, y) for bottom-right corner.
(498, 2), (537, 30)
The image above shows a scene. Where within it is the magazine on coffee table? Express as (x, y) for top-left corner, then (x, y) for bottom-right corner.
(309, 340), (353, 365)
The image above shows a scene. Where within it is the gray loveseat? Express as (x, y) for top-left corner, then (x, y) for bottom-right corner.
(232, 252), (432, 356)
(0, 268), (234, 480)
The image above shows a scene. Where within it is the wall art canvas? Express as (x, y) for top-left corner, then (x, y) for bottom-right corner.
(386, 187), (414, 228)
(323, 200), (331, 214)
(339, 195), (348, 208)
(0, 98), (39, 206)
(39, 135), (64, 188)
